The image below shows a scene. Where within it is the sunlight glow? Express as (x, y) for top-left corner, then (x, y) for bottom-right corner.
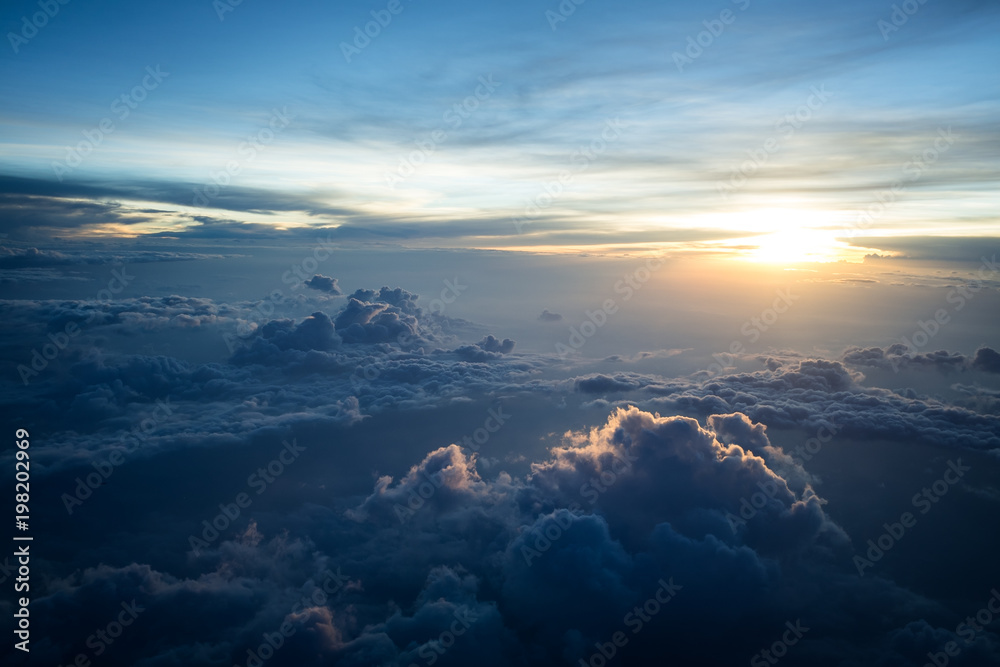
(748, 229), (847, 264)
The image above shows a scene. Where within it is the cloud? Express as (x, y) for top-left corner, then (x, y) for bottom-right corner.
(3, 274), (999, 665)
(454, 335), (517, 362)
(2, 361), (997, 664)
(561, 357), (1000, 455)
(846, 237), (1000, 263)
(973, 347), (1000, 374)
(844, 345), (1000, 375)
(538, 309), (563, 322)
(0, 245), (229, 268)
(575, 374), (642, 394)
(304, 274), (342, 294)
(258, 311), (340, 352)
(477, 335), (515, 354)
(3, 401), (976, 666)
(334, 299), (419, 346)
(331, 406), (943, 665)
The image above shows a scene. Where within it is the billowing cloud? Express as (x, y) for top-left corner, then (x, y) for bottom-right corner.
(11, 405), (977, 665)
(3, 273), (999, 666)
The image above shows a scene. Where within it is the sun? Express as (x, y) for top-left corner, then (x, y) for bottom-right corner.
(748, 229), (845, 264)
(696, 207), (859, 264)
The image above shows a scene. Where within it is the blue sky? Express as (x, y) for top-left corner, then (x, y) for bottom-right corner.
(1, 0), (998, 258)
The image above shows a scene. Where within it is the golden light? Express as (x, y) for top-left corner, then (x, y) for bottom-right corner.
(710, 206), (867, 264)
(748, 229), (846, 264)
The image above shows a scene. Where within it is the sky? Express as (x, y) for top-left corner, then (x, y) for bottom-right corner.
(1, 1), (1000, 666)
(1, 0), (998, 256)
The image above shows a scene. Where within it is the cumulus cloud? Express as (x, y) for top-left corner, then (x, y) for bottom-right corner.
(478, 335), (515, 354)
(258, 311), (340, 351)
(4, 273), (1000, 666)
(304, 274), (342, 294)
(4, 397), (981, 666)
(0, 283), (532, 473)
(331, 288), (428, 345)
(552, 358), (1000, 455)
(973, 347), (1000, 374)
(454, 335), (516, 362)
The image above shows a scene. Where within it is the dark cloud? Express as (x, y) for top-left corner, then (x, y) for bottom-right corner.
(258, 311), (340, 352)
(3, 274), (1000, 666)
(843, 345), (1000, 375)
(5, 399), (993, 665)
(334, 298), (419, 346)
(304, 274), (342, 294)
(972, 347), (1000, 374)
(575, 374), (642, 394)
(454, 335), (516, 361)
(0, 245), (228, 268)
(477, 335), (515, 354)
(346, 286), (420, 316)
(847, 237), (1000, 263)
(538, 309), (563, 322)
(0, 173), (357, 219)
(561, 357), (1000, 455)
